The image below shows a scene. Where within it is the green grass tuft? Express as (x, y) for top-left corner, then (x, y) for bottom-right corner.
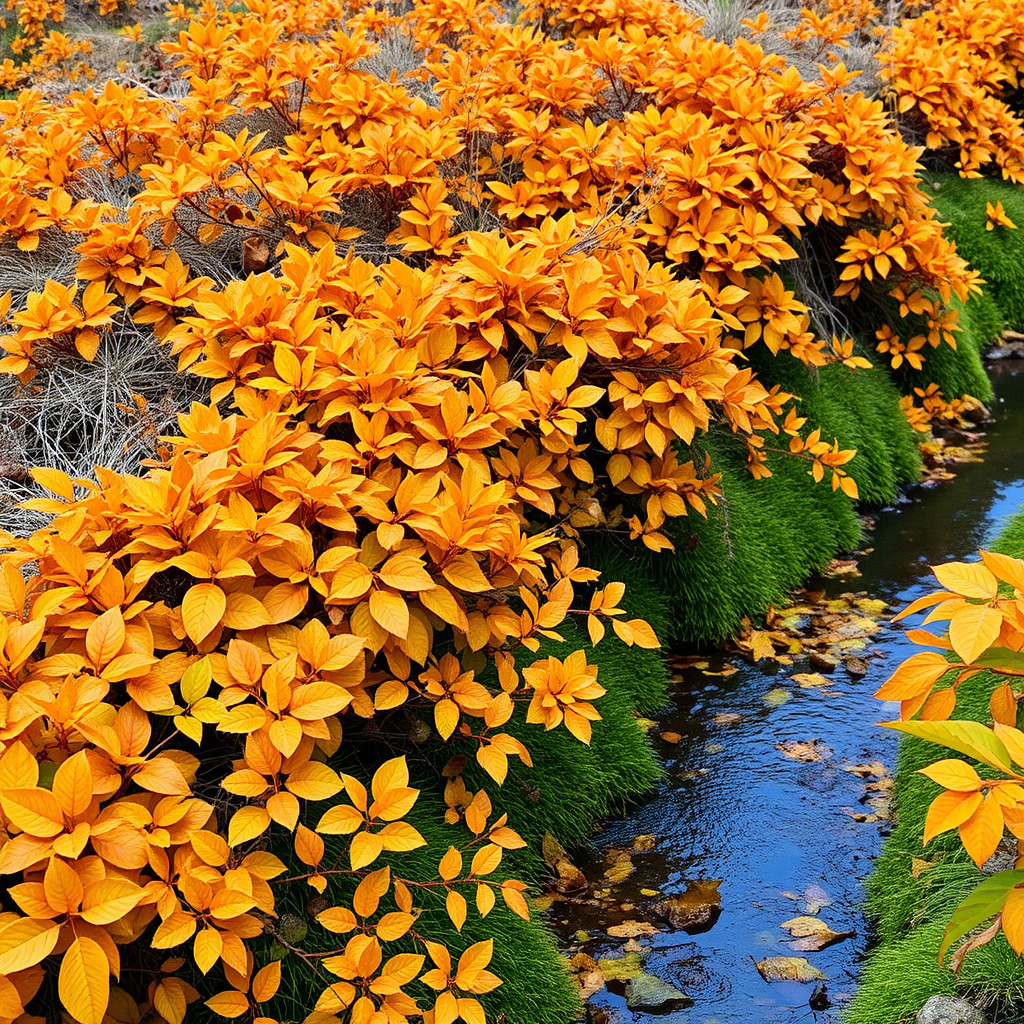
(922, 174), (1024, 331)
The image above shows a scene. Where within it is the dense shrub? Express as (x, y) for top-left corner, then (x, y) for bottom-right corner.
(0, 0), (1013, 1021)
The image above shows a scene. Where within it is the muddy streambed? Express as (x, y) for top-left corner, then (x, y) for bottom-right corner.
(548, 363), (1024, 1024)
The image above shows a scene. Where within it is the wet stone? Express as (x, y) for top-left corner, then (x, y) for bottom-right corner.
(917, 995), (987, 1024)
(624, 973), (694, 1013)
(809, 651), (840, 672)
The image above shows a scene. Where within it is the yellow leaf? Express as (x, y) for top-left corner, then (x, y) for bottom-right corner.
(194, 928), (223, 974)
(59, 936), (110, 1024)
(181, 583), (227, 644)
(85, 607), (125, 669)
(350, 830), (384, 870)
(228, 806), (271, 847)
(1002, 886), (1024, 953)
(446, 889), (467, 931)
(30, 467), (75, 501)
(0, 918), (60, 974)
(948, 604), (1002, 665)
(369, 589), (410, 639)
(252, 961), (281, 1003)
(80, 878), (143, 925)
(205, 990), (250, 1017)
(932, 561), (998, 600)
(439, 846), (463, 881)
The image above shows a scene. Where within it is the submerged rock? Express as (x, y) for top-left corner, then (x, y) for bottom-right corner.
(917, 995), (987, 1024)
(624, 973), (693, 1013)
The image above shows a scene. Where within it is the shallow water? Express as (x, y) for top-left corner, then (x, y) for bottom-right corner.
(549, 364), (1024, 1024)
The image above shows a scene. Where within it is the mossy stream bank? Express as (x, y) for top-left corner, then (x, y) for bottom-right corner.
(544, 363), (1024, 1024)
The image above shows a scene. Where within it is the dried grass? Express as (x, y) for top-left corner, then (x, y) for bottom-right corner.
(0, 312), (208, 534)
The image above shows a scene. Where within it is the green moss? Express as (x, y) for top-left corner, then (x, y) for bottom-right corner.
(851, 513), (1024, 1024)
(626, 425), (860, 644)
(922, 174), (1024, 331)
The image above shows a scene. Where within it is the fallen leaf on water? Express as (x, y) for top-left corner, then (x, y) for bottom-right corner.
(776, 739), (833, 763)
(659, 731), (682, 743)
(542, 832), (588, 893)
(705, 741), (724, 754)
(652, 879), (722, 931)
(598, 951), (646, 982)
(624, 973), (693, 1012)
(809, 652), (839, 672)
(607, 920), (660, 939)
(756, 957), (827, 983)
(822, 558), (861, 578)
(742, 630), (777, 661)
(569, 953), (605, 999)
(792, 672), (830, 689)
(632, 835), (657, 852)
(780, 916), (855, 951)
(843, 794), (891, 823)
(713, 712), (744, 725)
(785, 883), (832, 915)
(640, 888), (661, 897)
(764, 687), (791, 707)
(636, 717), (657, 733)
(604, 853), (634, 883)
(843, 760), (887, 779)
(702, 664), (738, 677)
(855, 598), (888, 616)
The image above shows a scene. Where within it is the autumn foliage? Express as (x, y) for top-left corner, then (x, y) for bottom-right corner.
(879, 552), (1024, 970)
(0, 0), (1015, 1020)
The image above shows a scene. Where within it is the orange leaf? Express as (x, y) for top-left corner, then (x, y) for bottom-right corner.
(85, 607), (125, 667)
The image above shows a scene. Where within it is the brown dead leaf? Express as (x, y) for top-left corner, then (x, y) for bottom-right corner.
(652, 879), (721, 931)
(776, 739), (833, 763)
(822, 558), (861, 578)
(844, 657), (869, 677)
(570, 953), (605, 999)
(542, 832), (588, 893)
(606, 920), (660, 939)
(659, 731), (682, 743)
(755, 957), (826, 983)
(843, 760), (887, 779)
(713, 713), (744, 725)
(780, 916), (855, 951)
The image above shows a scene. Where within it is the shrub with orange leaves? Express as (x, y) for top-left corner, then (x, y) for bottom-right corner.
(878, 552), (1024, 970)
(0, 0), (1015, 1020)
(879, 0), (1024, 183)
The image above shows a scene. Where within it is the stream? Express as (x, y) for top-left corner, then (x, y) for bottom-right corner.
(549, 362), (1024, 1024)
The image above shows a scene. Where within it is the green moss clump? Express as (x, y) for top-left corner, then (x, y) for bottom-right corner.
(850, 510), (1024, 1024)
(618, 427), (860, 645)
(922, 174), (1024, 331)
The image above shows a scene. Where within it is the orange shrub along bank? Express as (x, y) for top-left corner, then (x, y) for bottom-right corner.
(0, 0), (1016, 1021)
